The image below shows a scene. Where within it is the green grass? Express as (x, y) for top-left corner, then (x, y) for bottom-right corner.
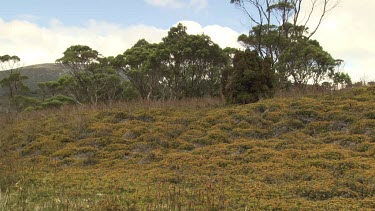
(1, 87), (375, 210)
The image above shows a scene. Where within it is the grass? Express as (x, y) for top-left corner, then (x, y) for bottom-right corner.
(1, 87), (375, 210)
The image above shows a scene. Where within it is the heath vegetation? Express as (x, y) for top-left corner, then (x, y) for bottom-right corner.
(1, 86), (374, 210)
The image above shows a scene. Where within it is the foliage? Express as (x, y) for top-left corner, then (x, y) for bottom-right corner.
(231, 0), (348, 88)
(56, 46), (126, 104)
(13, 94), (76, 111)
(1, 86), (374, 209)
(37, 81), (61, 100)
(223, 49), (276, 103)
(333, 72), (352, 89)
(114, 39), (162, 100)
(0, 55), (28, 99)
(276, 39), (337, 87)
(114, 24), (228, 100)
(159, 24), (227, 98)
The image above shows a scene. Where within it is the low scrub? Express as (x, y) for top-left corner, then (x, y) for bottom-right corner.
(1, 86), (375, 209)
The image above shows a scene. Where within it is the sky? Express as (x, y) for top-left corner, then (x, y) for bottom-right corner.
(0, 0), (373, 82)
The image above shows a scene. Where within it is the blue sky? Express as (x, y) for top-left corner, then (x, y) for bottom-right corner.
(0, 0), (374, 82)
(1, 0), (245, 31)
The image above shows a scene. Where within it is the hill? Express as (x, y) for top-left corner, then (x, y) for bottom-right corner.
(0, 87), (375, 210)
(0, 63), (67, 96)
(0, 63), (67, 111)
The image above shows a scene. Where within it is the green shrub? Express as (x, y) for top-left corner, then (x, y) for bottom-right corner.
(207, 129), (229, 143)
(322, 133), (369, 147)
(365, 112), (375, 120)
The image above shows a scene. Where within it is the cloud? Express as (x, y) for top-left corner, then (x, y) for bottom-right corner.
(190, 0), (208, 10)
(0, 19), (166, 65)
(145, 0), (185, 8)
(177, 20), (241, 49)
(0, 18), (240, 66)
(145, 0), (208, 10)
(304, 0), (375, 82)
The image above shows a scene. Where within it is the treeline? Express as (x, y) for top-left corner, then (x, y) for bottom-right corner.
(1, 22), (353, 111)
(55, 24), (229, 104)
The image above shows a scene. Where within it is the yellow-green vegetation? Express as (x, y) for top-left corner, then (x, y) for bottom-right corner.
(1, 87), (375, 210)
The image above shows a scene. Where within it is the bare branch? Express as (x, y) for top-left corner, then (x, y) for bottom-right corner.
(308, 0), (340, 38)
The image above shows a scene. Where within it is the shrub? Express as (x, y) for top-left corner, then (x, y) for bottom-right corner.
(207, 129), (229, 144)
(322, 133), (369, 147)
(222, 50), (275, 104)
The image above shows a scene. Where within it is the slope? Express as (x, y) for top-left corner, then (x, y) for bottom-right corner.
(0, 87), (375, 210)
(0, 63), (66, 96)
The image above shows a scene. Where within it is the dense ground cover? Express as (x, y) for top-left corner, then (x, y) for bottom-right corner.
(0, 86), (375, 210)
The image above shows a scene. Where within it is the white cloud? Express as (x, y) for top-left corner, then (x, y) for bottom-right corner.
(0, 19), (166, 65)
(177, 20), (241, 49)
(304, 0), (375, 82)
(145, 0), (208, 9)
(190, 0), (208, 10)
(0, 18), (241, 66)
(145, 0), (185, 8)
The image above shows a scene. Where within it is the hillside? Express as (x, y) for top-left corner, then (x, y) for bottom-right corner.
(0, 63), (66, 96)
(0, 87), (375, 210)
(0, 63), (67, 111)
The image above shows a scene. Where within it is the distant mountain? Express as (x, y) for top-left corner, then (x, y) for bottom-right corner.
(0, 63), (67, 96)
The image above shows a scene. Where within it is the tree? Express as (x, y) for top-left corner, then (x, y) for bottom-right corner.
(0, 55), (28, 99)
(114, 39), (162, 100)
(276, 38), (337, 87)
(230, 0), (339, 42)
(114, 24), (228, 100)
(38, 81), (61, 101)
(231, 0), (341, 88)
(56, 45), (124, 105)
(223, 50), (276, 104)
(333, 72), (351, 90)
(56, 45), (99, 103)
(159, 24), (227, 98)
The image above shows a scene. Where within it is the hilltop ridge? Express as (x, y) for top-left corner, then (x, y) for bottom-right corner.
(0, 63), (66, 95)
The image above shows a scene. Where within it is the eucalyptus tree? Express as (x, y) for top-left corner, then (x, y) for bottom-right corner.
(230, 0), (342, 87)
(230, 0), (339, 42)
(56, 45), (124, 104)
(38, 81), (61, 101)
(114, 39), (162, 100)
(333, 72), (352, 89)
(115, 24), (228, 100)
(159, 24), (227, 98)
(275, 38), (337, 87)
(0, 55), (28, 99)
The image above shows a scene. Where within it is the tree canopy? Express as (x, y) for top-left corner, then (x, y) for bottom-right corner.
(1, 16), (357, 112)
(231, 0), (345, 89)
(0, 55), (28, 99)
(114, 24), (228, 100)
